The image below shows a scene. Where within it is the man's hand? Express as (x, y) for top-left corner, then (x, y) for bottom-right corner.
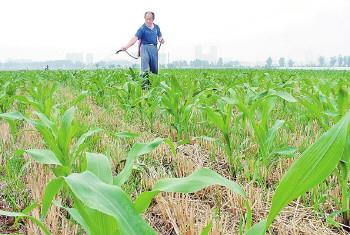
(159, 37), (165, 44)
(120, 37), (138, 51)
(120, 46), (128, 51)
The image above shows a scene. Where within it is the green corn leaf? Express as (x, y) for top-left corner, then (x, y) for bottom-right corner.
(200, 220), (213, 235)
(41, 177), (64, 219)
(26, 149), (62, 166)
(22, 203), (38, 215)
(34, 112), (54, 131)
(12, 202), (39, 226)
(266, 110), (350, 227)
(0, 210), (51, 235)
(244, 200), (253, 231)
(164, 137), (177, 157)
(134, 167), (246, 214)
(64, 171), (156, 235)
(341, 136), (350, 164)
(72, 128), (103, 157)
(71, 198), (120, 235)
(221, 96), (238, 105)
(337, 88), (349, 117)
(269, 90), (297, 102)
(245, 219), (267, 235)
(86, 152), (113, 184)
(267, 119), (285, 146)
(114, 138), (163, 186)
(71, 90), (89, 106)
(115, 131), (140, 139)
(0, 112), (24, 121)
(272, 146), (298, 156)
(204, 108), (226, 133)
(53, 200), (90, 233)
(58, 107), (75, 156)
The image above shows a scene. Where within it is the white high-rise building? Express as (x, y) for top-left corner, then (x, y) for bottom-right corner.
(194, 45), (218, 63)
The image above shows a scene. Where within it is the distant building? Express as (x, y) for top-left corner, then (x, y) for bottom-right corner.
(65, 53), (84, 63)
(194, 45), (218, 63)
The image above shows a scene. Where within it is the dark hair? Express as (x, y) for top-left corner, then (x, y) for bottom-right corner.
(144, 11), (155, 20)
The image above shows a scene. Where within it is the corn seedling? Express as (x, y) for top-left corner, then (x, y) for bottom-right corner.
(247, 109), (350, 234)
(0, 136), (247, 235)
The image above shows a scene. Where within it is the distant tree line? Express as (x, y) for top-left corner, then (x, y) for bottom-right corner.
(266, 55), (350, 67)
(167, 57), (241, 68)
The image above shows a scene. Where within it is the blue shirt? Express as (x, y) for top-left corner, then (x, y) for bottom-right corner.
(135, 23), (162, 45)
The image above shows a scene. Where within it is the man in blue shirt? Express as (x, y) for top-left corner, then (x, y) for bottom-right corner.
(120, 11), (165, 75)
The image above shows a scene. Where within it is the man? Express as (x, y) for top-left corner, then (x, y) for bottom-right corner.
(120, 11), (165, 75)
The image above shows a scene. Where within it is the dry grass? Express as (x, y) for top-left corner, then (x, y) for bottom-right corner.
(78, 94), (349, 235)
(0, 115), (78, 234)
(0, 122), (11, 146)
(137, 136), (348, 235)
(24, 162), (77, 235)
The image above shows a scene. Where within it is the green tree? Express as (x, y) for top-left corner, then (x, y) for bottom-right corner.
(217, 57), (223, 67)
(287, 59), (294, 67)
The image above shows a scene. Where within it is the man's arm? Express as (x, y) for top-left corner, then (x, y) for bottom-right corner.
(120, 36), (138, 51)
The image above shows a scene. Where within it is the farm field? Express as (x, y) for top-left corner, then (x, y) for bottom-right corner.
(0, 68), (350, 234)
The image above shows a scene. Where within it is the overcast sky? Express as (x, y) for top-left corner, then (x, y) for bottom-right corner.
(1, 0), (349, 63)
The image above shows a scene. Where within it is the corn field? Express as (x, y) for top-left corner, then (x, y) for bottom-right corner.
(0, 68), (350, 234)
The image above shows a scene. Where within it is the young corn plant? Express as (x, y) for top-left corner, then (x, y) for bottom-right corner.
(247, 109), (350, 234)
(15, 81), (59, 119)
(160, 77), (202, 143)
(114, 79), (144, 121)
(0, 79), (25, 138)
(0, 81), (17, 113)
(296, 84), (350, 226)
(141, 87), (162, 130)
(297, 88), (329, 129)
(16, 79), (88, 118)
(0, 138), (248, 235)
(333, 88), (350, 228)
(295, 77), (348, 129)
(249, 95), (291, 164)
(87, 74), (108, 106)
(231, 88), (296, 154)
(223, 86), (297, 181)
(202, 98), (238, 175)
(0, 107), (101, 177)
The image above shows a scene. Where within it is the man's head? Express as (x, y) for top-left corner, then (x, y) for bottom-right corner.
(144, 11), (155, 26)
